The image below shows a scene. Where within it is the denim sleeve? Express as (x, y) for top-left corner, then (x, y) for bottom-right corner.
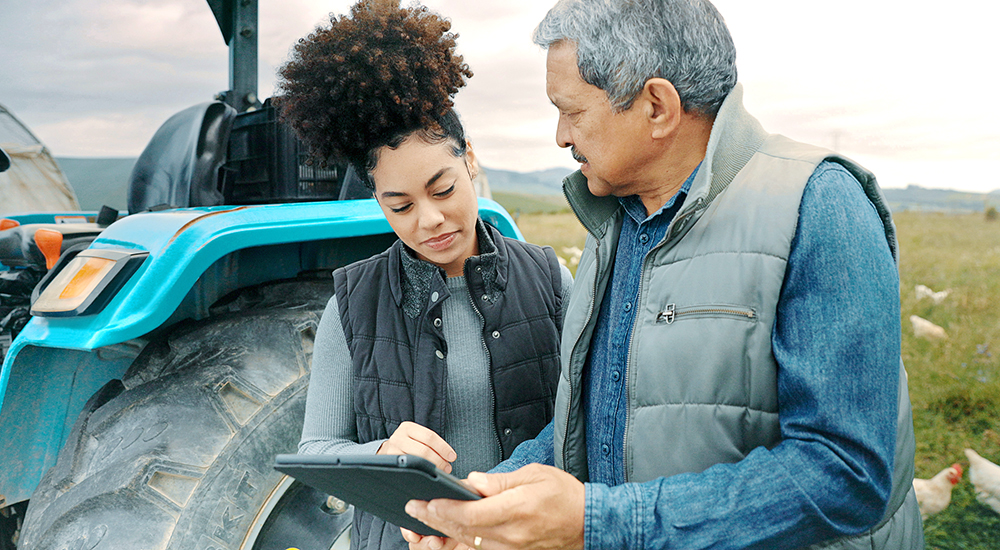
(584, 162), (901, 549)
(488, 420), (556, 473)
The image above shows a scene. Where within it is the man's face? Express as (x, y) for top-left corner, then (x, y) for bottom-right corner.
(545, 41), (649, 197)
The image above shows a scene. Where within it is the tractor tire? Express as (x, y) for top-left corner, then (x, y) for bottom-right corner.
(18, 280), (353, 550)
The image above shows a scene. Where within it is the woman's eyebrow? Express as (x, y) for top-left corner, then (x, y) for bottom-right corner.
(379, 167), (451, 199)
(425, 167), (449, 188)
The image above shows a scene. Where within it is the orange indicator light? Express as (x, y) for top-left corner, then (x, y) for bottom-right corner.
(60, 258), (114, 299)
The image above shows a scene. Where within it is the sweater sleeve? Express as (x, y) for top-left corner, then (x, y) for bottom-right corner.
(559, 263), (574, 328)
(298, 294), (385, 456)
(583, 162), (900, 549)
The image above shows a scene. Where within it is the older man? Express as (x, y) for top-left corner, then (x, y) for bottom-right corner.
(404, 0), (922, 548)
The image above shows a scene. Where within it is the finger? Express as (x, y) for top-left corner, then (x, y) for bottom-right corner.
(462, 470), (523, 498)
(406, 498), (463, 539)
(400, 423), (458, 463)
(424, 467), (548, 531)
(403, 532), (448, 550)
(397, 443), (453, 473)
(463, 472), (503, 497)
(400, 528), (420, 543)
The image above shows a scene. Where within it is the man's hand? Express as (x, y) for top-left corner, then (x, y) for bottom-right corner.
(402, 463), (585, 550)
(378, 421), (457, 474)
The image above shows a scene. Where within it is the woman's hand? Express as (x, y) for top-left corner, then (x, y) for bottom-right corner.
(378, 421), (458, 474)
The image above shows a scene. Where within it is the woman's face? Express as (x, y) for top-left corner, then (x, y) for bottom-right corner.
(371, 136), (480, 277)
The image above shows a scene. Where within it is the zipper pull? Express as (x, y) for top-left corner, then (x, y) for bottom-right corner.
(656, 303), (676, 324)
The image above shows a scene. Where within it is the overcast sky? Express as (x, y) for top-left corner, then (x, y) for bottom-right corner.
(3, 0), (999, 192)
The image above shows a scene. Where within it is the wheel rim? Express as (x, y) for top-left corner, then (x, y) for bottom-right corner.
(242, 475), (352, 550)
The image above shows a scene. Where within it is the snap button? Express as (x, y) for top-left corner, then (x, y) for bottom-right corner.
(503, 427), (512, 436)
(434, 318), (442, 328)
(482, 294), (489, 302)
(611, 371), (621, 382)
(492, 331), (500, 339)
(623, 302), (632, 312)
(601, 444), (610, 455)
(476, 266), (482, 272)
(435, 350), (445, 359)
(431, 291), (439, 302)
(639, 233), (649, 244)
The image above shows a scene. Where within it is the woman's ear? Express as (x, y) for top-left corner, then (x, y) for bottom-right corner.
(465, 140), (479, 180)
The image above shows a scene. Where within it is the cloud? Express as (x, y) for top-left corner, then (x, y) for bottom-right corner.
(2, 0), (999, 189)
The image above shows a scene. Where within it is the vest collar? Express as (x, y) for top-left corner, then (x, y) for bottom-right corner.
(563, 83), (769, 237)
(391, 218), (505, 318)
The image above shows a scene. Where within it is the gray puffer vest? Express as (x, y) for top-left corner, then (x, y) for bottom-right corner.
(554, 84), (922, 549)
(334, 220), (564, 550)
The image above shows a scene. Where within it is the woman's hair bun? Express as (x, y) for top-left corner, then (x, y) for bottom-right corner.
(275, 0), (473, 168)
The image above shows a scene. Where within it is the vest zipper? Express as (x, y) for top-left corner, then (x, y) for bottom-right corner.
(467, 288), (503, 459)
(664, 197), (705, 243)
(656, 303), (757, 324)
(564, 240), (602, 472)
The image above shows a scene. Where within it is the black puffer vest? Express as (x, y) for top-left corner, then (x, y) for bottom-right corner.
(333, 221), (563, 550)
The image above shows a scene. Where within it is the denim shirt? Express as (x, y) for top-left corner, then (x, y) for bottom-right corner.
(582, 167), (695, 486)
(497, 161), (899, 549)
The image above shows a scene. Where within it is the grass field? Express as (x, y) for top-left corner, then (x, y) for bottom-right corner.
(500, 201), (1000, 547)
(895, 211), (1000, 548)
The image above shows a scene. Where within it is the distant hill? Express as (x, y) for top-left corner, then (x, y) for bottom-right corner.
(52, 158), (575, 212)
(482, 166), (574, 197)
(52, 158), (998, 215)
(56, 157), (134, 211)
(882, 185), (997, 213)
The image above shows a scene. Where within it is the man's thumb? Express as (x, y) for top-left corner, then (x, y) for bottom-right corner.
(464, 471), (513, 497)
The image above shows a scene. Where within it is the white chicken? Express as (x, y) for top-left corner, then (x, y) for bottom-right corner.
(909, 315), (948, 340)
(964, 448), (1000, 515)
(915, 284), (950, 304)
(913, 463), (963, 519)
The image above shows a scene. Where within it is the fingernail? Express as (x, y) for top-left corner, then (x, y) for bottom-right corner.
(430, 539), (443, 550)
(405, 501), (416, 516)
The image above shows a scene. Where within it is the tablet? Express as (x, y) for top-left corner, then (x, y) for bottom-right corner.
(273, 453), (481, 536)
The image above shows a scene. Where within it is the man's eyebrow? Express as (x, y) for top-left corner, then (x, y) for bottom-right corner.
(379, 168), (451, 199)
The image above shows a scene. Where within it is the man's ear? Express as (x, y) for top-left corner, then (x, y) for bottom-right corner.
(642, 78), (683, 140)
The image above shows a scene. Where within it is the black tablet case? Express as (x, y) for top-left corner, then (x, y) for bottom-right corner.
(273, 453), (481, 536)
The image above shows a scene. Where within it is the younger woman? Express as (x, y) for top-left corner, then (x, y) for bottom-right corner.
(275, 2), (572, 549)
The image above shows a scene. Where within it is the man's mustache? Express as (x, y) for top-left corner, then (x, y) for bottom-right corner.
(571, 147), (588, 164)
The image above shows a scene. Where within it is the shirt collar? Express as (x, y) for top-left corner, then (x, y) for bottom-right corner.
(619, 162), (700, 225)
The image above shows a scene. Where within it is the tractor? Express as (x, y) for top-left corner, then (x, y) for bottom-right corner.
(0, 1), (520, 548)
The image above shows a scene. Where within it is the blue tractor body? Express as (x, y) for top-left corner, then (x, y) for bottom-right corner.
(0, 5), (527, 548)
(0, 199), (520, 507)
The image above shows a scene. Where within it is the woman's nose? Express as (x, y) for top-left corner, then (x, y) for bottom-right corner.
(418, 203), (445, 229)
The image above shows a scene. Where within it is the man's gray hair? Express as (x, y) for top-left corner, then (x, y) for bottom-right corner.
(534, 0), (737, 116)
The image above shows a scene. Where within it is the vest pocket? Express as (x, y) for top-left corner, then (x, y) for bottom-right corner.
(655, 303), (757, 324)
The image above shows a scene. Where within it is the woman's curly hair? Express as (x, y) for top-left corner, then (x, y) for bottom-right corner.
(274, 0), (473, 176)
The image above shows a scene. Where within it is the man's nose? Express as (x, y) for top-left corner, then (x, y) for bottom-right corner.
(555, 115), (572, 149)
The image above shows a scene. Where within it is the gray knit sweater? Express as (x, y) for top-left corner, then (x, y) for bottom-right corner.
(299, 264), (573, 478)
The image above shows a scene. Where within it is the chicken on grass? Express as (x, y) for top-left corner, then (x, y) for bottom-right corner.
(913, 463), (963, 520)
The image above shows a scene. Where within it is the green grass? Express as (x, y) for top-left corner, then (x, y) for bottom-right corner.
(492, 191), (571, 216)
(519, 209), (1000, 546)
(896, 211), (1000, 548)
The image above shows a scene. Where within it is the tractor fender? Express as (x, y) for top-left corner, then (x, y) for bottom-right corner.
(0, 198), (520, 507)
